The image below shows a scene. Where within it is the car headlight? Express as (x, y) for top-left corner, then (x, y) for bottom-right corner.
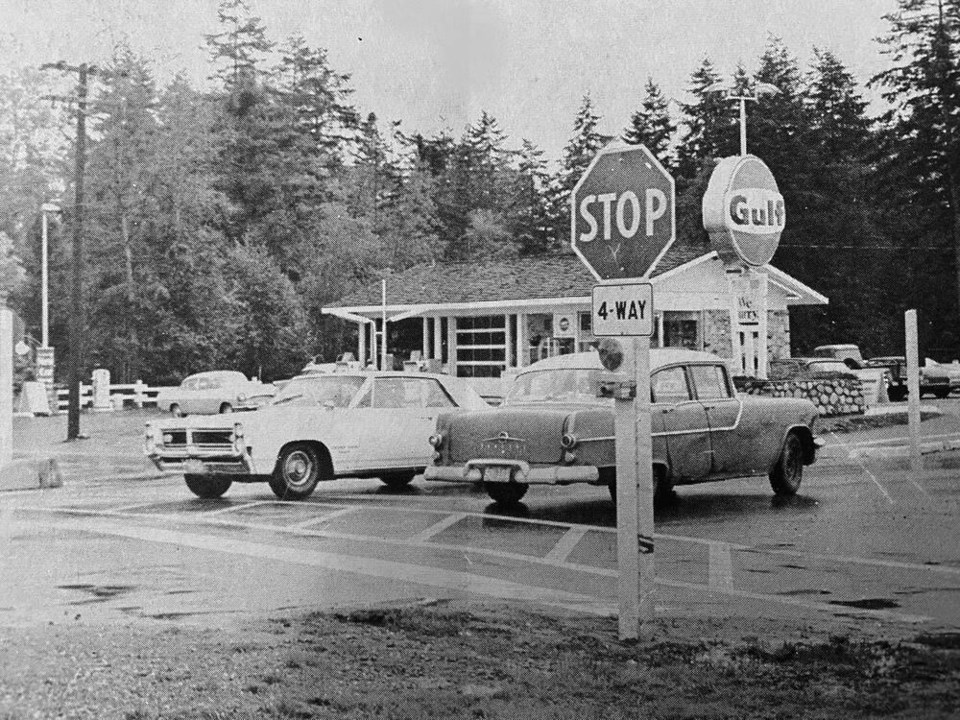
(237, 393), (248, 403)
(428, 433), (444, 448)
(560, 433), (578, 449)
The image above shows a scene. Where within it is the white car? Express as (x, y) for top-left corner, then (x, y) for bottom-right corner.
(155, 370), (276, 416)
(145, 370), (491, 500)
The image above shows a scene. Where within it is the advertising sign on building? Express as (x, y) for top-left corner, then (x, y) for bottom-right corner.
(701, 154), (785, 267)
(552, 313), (576, 338)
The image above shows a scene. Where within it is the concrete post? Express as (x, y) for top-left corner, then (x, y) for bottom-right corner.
(91, 368), (113, 412)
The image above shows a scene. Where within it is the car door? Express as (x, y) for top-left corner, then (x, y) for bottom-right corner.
(652, 365), (711, 481)
(688, 363), (749, 477)
(363, 377), (458, 469)
(181, 377), (214, 415)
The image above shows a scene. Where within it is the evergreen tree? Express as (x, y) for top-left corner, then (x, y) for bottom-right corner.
(623, 77), (675, 166)
(510, 139), (553, 255)
(676, 57), (736, 180)
(550, 94), (605, 249)
(873, 0), (960, 343)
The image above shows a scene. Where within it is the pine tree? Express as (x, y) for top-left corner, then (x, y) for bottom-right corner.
(873, 0), (960, 337)
(622, 77), (675, 166)
(550, 94), (606, 249)
(510, 139), (553, 255)
(676, 57), (736, 180)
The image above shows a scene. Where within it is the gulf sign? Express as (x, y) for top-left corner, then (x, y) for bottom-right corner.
(702, 155), (785, 267)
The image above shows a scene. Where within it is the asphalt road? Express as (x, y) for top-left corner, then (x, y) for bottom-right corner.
(2, 404), (960, 636)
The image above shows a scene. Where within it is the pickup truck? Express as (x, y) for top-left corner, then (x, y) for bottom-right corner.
(813, 345), (954, 400)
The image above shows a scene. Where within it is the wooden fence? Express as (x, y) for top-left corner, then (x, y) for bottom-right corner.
(54, 381), (170, 411)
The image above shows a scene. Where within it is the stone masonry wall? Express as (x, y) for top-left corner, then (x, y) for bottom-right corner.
(739, 377), (865, 417)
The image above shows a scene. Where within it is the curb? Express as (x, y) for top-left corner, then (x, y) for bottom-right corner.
(839, 439), (960, 460)
(0, 458), (63, 492)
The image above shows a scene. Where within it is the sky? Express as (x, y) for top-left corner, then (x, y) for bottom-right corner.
(0, 0), (899, 161)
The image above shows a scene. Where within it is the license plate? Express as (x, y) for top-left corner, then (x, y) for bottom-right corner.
(484, 466), (512, 483)
(480, 438), (526, 460)
(183, 459), (205, 474)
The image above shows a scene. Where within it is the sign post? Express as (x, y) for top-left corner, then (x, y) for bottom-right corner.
(572, 145), (675, 640)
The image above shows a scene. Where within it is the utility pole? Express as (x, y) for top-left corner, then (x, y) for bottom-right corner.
(41, 61), (96, 440)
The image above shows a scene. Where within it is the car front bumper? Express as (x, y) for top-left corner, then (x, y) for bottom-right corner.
(147, 450), (256, 476)
(423, 459), (600, 485)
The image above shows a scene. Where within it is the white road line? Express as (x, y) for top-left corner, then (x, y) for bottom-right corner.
(544, 526), (590, 565)
(708, 542), (734, 590)
(43, 501), (960, 579)
(52, 515), (611, 616)
(288, 506), (360, 528)
(838, 431), (960, 448)
(202, 501), (276, 517)
(408, 513), (468, 543)
(829, 431), (894, 504)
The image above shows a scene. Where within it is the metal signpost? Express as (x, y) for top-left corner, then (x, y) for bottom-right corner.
(571, 144), (675, 639)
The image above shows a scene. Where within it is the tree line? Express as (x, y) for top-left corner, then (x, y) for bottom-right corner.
(0, 0), (957, 384)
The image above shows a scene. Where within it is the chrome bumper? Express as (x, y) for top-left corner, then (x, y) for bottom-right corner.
(147, 452), (254, 475)
(423, 458), (600, 485)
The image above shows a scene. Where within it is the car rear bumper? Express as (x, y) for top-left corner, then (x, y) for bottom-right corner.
(424, 459), (600, 485)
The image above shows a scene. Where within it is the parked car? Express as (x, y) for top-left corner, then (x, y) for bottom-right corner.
(145, 370), (491, 500)
(812, 344), (864, 368)
(863, 356), (955, 400)
(424, 350), (823, 506)
(155, 371), (276, 416)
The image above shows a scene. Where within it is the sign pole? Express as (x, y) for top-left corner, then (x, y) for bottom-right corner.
(905, 309), (921, 471)
(635, 334), (655, 625)
(614, 336), (640, 638)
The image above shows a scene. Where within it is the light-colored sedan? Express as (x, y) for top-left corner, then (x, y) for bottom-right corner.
(145, 370), (491, 500)
(425, 350), (823, 505)
(155, 370), (276, 416)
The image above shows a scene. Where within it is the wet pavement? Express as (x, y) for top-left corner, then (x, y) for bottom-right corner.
(2, 406), (960, 635)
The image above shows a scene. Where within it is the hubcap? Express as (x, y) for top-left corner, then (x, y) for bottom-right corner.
(284, 451), (312, 487)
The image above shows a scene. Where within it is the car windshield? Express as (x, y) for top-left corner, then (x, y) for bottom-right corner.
(504, 368), (601, 405)
(270, 375), (366, 408)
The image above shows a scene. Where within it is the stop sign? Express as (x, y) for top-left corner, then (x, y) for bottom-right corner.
(570, 144), (675, 280)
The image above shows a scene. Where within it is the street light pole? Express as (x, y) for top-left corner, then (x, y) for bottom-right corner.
(706, 82), (781, 157)
(40, 203), (59, 348)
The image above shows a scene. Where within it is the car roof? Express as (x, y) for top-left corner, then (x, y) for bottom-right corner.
(186, 370), (247, 380)
(516, 349), (726, 374)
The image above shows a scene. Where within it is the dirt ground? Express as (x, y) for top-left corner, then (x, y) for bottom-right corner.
(0, 600), (957, 719)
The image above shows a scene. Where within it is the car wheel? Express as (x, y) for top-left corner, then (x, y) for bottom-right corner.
(219, 402), (234, 413)
(170, 404), (184, 418)
(184, 474), (232, 499)
(270, 443), (323, 500)
(485, 482), (528, 505)
(606, 467), (672, 505)
(379, 472), (416, 489)
(770, 431), (803, 496)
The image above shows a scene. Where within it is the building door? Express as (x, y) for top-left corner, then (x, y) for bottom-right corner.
(739, 329), (761, 377)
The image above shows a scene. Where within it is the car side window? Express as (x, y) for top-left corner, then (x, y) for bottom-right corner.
(652, 367), (691, 404)
(690, 364), (732, 400)
(372, 378), (410, 408)
(421, 379), (457, 408)
(182, 378), (199, 391)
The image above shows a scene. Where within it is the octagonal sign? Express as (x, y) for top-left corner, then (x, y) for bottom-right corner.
(571, 144), (676, 280)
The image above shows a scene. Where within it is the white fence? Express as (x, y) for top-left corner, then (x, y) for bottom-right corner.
(54, 381), (170, 411)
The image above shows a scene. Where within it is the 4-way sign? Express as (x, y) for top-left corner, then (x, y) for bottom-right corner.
(570, 144), (676, 281)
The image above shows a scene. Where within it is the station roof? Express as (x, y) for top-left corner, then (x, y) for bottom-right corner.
(327, 241), (710, 309)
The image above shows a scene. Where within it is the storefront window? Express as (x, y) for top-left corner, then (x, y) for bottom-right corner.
(662, 311), (701, 350)
(457, 315), (507, 377)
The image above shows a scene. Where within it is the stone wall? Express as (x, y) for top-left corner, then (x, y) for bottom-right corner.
(739, 377), (865, 417)
(702, 309), (732, 357)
